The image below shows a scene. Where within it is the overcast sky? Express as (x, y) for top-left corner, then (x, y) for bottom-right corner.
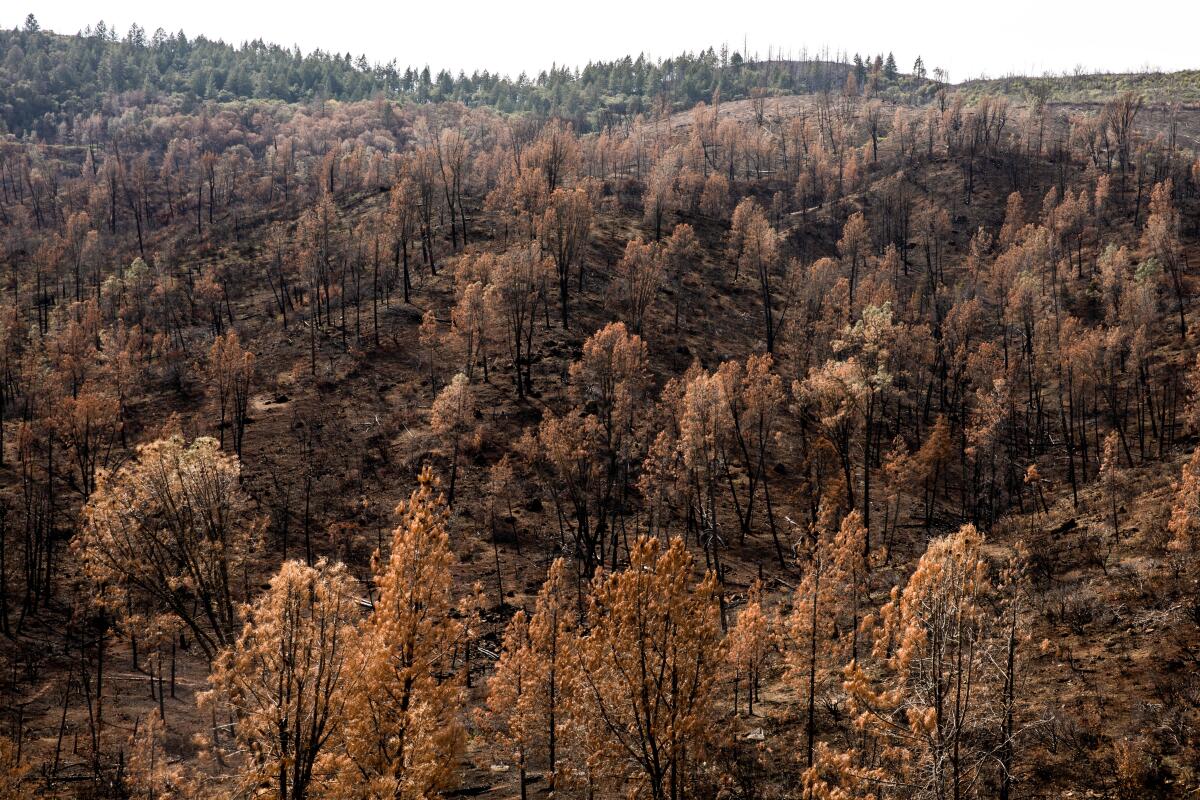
(8, 1), (1197, 82)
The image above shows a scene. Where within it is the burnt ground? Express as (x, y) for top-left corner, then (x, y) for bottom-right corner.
(1, 96), (1199, 797)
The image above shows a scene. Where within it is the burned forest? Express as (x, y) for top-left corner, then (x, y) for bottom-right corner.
(1, 15), (1200, 799)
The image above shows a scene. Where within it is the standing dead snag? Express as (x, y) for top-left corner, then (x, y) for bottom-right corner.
(838, 524), (1009, 800)
(525, 558), (575, 780)
(996, 543), (1029, 800)
(419, 309), (441, 390)
(1140, 180), (1186, 339)
(484, 558), (577, 795)
(643, 148), (680, 241)
(489, 243), (551, 399)
(836, 211), (870, 315)
(336, 467), (465, 798)
(482, 610), (537, 800)
(700, 172), (730, 219)
(678, 368), (734, 625)
(206, 331), (255, 457)
(829, 509), (870, 664)
(799, 303), (900, 553)
(662, 223), (701, 334)
(387, 176), (419, 304)
(452, 278), (494, 382)
(747, 218), (786, 357)
(566, 321), (650, 570)
(430, 373), (476, 506)
(124, 712), (183, 799)
(727, 580), (772, 717)
(614, 237), (663, 338)
(434, 127), (471, 250)
(571, 537), (723, 799)
(717, 354), (787, 565)
(484, 454), (515, 602)
(1100, 431), (1124, 550)
(538, 185), (593, 329)
(728, 199), (784, 353)
(52, 380), (120, 500)
(535, 412), (607, 575)
(525, 119), (579, 195)
(75, 436), (259, 662)
(784, 493), (843, 770)
(202, 559), (358, 800)
(797, 360), (865, 535)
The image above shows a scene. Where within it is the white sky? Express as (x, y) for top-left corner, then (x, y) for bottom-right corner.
(8, 1), (1197, 81)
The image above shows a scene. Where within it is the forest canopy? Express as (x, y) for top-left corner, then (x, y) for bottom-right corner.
(2, 16), (929, 137)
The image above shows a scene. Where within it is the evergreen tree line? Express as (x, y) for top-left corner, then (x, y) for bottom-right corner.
(1, 14), (931, 139)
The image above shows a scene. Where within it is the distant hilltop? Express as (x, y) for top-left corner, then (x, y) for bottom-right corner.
(2, 19), (1197, 139)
